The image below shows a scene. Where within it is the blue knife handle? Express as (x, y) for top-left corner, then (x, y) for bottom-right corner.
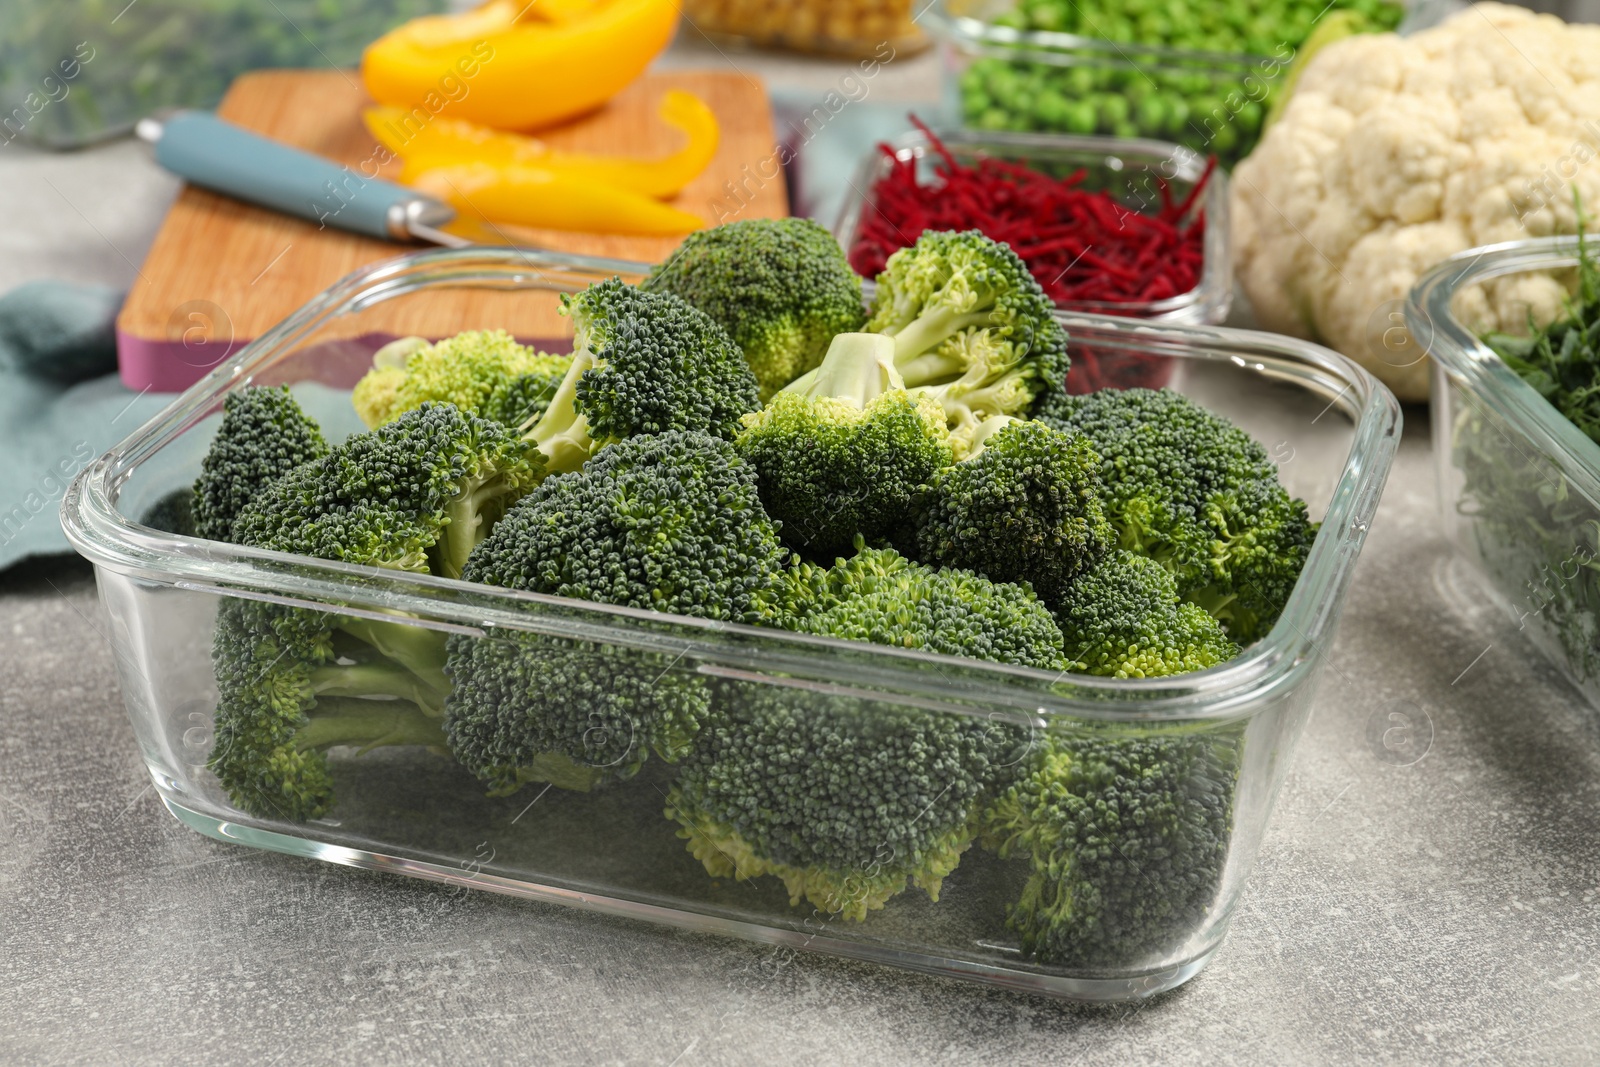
(149, 111), (442, 240)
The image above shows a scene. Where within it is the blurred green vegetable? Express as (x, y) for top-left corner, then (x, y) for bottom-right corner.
(958, 0), (1404, 164)
(0, 0), (443, 148)
(990, 0), (1402, 54)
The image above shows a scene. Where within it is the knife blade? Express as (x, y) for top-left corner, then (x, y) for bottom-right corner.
(135, 110), (650, 275)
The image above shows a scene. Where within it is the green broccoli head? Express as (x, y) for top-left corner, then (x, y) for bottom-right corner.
(1037, 387), (1316, 643)
(642, 218), (866, 400)
(983, 723), (1243, 969)
(1054, 551), (1238, 679)
(443, 630), (711, 795)
(526, 278), (761, 474)
(736, 332), (953, 560)
(846, 230), (1069, 437)
(350, 330), (568, 429)
(666, 682), (1024, 920)
(780, 541), (1068, 671)
(192, 385), (328, 542)
(232, 402), (543, 580)
(663, 537), (1060, 919)
(463, 430), (790, 624)
(208, 598), (449, 821)
(911, 417), (1112, 604)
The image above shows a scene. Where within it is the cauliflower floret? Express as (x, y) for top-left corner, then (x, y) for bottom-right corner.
(1232, 2), (1600, 400)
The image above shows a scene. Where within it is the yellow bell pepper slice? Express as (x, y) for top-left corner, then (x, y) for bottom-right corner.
(521, 0), (607, 23)
(361, 0), (680, 132)
(364, 90), (719, 200)
(406, 162), (704, 236)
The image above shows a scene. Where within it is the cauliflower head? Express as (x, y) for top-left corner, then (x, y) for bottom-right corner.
(1232, 3), (1600, 400)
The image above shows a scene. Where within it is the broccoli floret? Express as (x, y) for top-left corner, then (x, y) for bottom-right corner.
(232, 403), (542, 580)
(910, 418), (1112, 604)
(444, 630), (710, 795)
(736, 332), (953, 560)
(1054, 551), (1239, 679)
(481, 363), (573, 429)
(444, 431), (789, 793)
(642, 218), (866, 400)
(982, 723), (1243, 968)
(666, 684), (1021, 920)
(350, 331), (569, 429)
(524, 278), (761, 474)
(666, 541), (1055, 919)
(779, 540), (1068, 671)
(350, 336), (425, 428)
(1038, 388), (1315, 643)
(790, 230), (1068, 443)
(463, 430), (789, 621)
(209, 597), (450, 821)
(192, 385), (328, 542)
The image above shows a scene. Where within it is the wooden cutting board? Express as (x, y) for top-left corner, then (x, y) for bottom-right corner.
(118, 68), (789, 391)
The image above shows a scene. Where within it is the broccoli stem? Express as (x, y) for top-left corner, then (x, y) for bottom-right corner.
(437, 494), (480, 581)
(335, 616), (451, 696)
(309, 661), (447, 717)
(295, 696), (446, 754)
(781, 332), (901, 405)
(523, 348), (597, 475)
(434, 472), (524, 581)
(885, 309), (995, 375)
(486, 752), (610, 797)
(943, 410), (1020, 460)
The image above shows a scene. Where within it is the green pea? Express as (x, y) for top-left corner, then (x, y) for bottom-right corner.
(1099, 93), (1131, 126)
(1102, 17), (1134, 41)
(1066, 99), (1099, 134)
(1138, 14), (1171, 39)
(1188, 94), (1226, 129)
(1164, 97), (1191, 138)
(1135, 95), (1167, 133)
(1235, 100), (1263, 132)
(1035, 91), (1073, 126)
(1209, 121), (1239, 154)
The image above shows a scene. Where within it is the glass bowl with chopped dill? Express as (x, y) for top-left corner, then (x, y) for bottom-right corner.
(1413, 233), (1600, 709)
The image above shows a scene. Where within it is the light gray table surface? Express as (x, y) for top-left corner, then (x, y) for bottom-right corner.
(6, 38), (1600, 1067)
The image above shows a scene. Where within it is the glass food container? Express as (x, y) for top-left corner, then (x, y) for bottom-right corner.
(62, 247), (1399, 1002)
(833, 128), (1230, 392)
(679, 0), (928, 58)
(926, 0), (1292, 168)
(0, 0), (443, 149)
(1413, 237), (1600, 711)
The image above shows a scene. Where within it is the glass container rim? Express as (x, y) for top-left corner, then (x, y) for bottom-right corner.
(1410, 235), (1600, 499)
(62, 246), (1400, 724)
(924, 0), (1282, 68)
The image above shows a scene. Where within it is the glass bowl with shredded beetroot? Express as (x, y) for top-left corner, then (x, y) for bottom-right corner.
(834, 124), (1231, 391)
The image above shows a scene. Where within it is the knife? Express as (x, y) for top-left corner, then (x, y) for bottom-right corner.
(135, 110), (650, 273)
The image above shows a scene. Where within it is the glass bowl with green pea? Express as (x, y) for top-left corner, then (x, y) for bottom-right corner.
(0, 0), (444, 150)
(926, 0), (1405, 168)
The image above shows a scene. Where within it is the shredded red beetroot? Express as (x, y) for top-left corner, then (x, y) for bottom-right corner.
(850, 117), (1214, 309)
